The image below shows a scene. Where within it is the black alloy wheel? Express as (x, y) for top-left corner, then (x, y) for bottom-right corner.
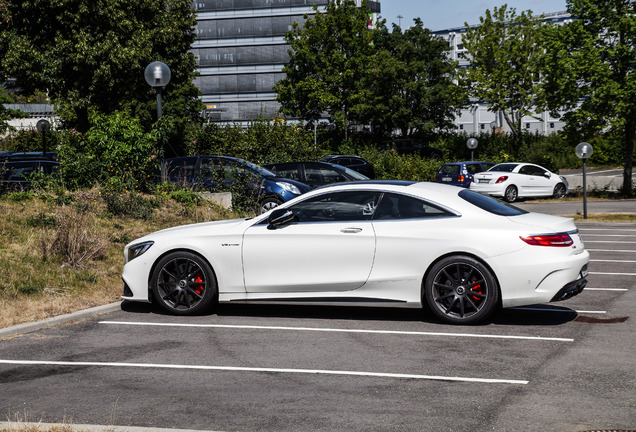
(424, 256), (499, 324)
(151, 251), (217, 315)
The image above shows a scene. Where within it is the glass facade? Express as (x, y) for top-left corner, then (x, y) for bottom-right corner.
(193, 0), (380, 123)
(194, 0), (328, 13)
(197, 45), (290, 67)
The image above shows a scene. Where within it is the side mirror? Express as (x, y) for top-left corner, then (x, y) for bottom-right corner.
(267, 208), (296, 230)
(544, 172), (551, 179)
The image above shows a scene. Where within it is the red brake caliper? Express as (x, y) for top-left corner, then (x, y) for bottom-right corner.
(194, 275), (204, 295)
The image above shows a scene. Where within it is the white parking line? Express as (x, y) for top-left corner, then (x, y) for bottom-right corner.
(511, 307), (606, 314)
(584, 240), (636, 244)
(587, 249), (636, 253)
(585, 288), (629, 291)
(99, 321), (574, 342)
(590, 259), (636, 263)
(0, 359), (529, 385)
(589, 271), (636, 276)
(583, 234), (636, 238)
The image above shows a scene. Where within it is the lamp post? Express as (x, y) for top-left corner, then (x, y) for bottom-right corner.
(575, 142), (593, 219)
(466, 138), (478, 161)
(397, 15), (403, 27)
(36, 119), (51, 156)
(145, 62), (171, 175)
(144, 61), (171, 120)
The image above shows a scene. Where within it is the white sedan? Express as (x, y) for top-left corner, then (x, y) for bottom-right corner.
(470, 162), (568, 202)
(122, 181), (589, 324)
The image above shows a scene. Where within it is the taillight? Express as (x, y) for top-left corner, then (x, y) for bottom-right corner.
(495, 176), (508, 184)
(520, 233), (574, 247)
(458, 175), (465, 182)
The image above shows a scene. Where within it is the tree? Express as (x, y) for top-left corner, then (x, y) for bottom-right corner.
(540, 0), (635, 196)
(0, 87), (27, 135)
(365, 19), (465, 137)
(0, 0), (201, 134)
(460, 5), (546, 146)
(275, 0), (376, 140)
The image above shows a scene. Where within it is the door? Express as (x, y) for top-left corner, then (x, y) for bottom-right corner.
(242, 190), (381, 293)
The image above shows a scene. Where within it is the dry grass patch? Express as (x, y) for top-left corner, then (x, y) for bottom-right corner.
(0, 189), (238, 329)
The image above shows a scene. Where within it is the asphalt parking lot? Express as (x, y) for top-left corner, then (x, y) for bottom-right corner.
(0, 220), (634, 432)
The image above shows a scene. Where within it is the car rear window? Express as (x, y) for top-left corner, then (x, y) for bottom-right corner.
(458, 189), (527, 216)
(489, 163), (518, 172)
(439, 164), (460, 175)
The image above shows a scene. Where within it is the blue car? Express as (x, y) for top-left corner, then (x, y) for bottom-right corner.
(435, 161), (495, 188)
(163, 156), (312, 213)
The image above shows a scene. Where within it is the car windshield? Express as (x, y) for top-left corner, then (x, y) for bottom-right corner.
(458, 189), (527, 216)
(488, 163), (518, 172)
(243, 160), (276, 177)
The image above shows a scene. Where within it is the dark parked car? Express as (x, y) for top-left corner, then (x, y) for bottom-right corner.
(0, 151), (58, 162)
(0, 159), (60, 191)
(382, 139), (443, 160)
(263, 161), (369, 188)
(435, 161), (495, 188)
(320, 155), (375, 178)
(163, 156), (312, 213)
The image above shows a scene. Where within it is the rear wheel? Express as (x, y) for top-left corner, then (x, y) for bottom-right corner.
(151, 252), (217, 315)
(504, 185), (518, 202)
(424, 256), (499, 324)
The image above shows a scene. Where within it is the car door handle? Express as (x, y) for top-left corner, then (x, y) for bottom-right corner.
(341, 228), (363, 233)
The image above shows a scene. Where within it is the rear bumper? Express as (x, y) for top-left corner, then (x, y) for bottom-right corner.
(550, 264), (588, 302)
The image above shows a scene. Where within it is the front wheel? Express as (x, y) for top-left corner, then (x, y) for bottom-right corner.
(504, 185), (518, 203)
(424, 256), (499, 324)
(553, 183), (566, 199)
(151, 251), (217, 315)
(260, 197), (283, 214)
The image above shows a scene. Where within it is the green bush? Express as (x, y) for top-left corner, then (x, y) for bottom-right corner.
(57, 111), (158, 190)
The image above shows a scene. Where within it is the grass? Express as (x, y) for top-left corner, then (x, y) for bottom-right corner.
(0, 188), (238, 329)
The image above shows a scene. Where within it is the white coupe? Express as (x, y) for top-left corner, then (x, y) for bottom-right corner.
(470, 162), (569, 202)
(122, 181), (589, 324)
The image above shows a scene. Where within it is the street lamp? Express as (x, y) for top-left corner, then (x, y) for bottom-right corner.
(144, 61), (171, 119)
(575, 142), (593, 219)
(397, 15), (403, 27)
(466, 137), (478, 161)
(36, 119), (51, 156)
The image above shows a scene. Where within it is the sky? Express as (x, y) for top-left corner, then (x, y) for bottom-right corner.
(378, 0), (569, 31)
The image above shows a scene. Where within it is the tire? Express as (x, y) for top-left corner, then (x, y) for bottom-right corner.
(260, 197), (282, 214)
(553, 183), (566, 199)
(424, 255), (499, 325)
(151, 251), (217, 315)
(504, 185), (518, 203)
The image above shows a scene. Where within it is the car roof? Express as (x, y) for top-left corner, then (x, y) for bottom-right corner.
(264, 160), (346, 169)
(442, 161), (492, 165)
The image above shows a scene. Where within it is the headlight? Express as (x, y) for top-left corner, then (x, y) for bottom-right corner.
(126, 241), (154, 262)
(276, 181), (301, 195)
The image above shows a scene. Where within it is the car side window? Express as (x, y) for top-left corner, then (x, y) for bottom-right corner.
(374, 193), (450, 220)
(466, 164), (480, 174)
(518, 165), (534, 176)
(305, 165), (346, 184)
(269, 164), (300, 181)
(290, 191), (381, 223)
(166, 159), (196, 178)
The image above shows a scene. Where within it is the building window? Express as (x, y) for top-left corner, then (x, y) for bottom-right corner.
(550, 122), (555, 128)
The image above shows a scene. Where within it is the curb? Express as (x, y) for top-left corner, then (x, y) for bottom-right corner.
(0, 302), (123, 340)
(0, 422), (224, 432)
